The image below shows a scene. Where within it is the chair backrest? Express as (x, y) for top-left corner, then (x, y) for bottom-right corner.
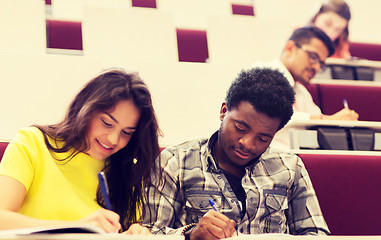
(0, 142), (9, 162)
(176, 29), (209, 63)
(318, 83), (381, 121)
(46, 20), (83, 50)
(350, 42), (381, 61)
(299, 153), (381, 235)
(231, 4), (254, 16)
(131, 0), (156, 8)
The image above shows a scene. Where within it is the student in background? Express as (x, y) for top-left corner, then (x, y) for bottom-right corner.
(308, 0), (351, 59)
(143, 68), (330, 238)
(0, 69), (161, 234)
(252, 26), (358, 150)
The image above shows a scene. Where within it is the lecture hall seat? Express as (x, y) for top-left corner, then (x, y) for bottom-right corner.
(350, 42), (381, 61)
(231, 4), (254, 16)
(300, 153), (381, 235)
(0, 142), (9, 162)
(131, 0), (156, 8)
(318, 84), (381, 122)
(176, 29), (209, 63)
(46, 19), (83, 50)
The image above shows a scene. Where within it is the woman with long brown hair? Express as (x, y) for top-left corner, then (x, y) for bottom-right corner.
(0, 68), (161, 233)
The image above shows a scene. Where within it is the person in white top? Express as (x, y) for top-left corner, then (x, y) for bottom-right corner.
(252, 26), (359, 150)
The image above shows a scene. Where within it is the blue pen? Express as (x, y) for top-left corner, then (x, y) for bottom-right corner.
(209, 198), (238, 233)
(209, 198), (219, 212)
(343, 99), (349, 109)
(98, 171), (113, 211)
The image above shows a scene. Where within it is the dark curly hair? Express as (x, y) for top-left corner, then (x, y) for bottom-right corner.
(225, 67), (295, 130)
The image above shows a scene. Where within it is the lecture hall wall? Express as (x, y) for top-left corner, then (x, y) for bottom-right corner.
(1, 0), (381, 147)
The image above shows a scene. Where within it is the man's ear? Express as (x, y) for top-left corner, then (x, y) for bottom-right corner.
(284, 40), (296, 54)
(219, 103), (228, 121)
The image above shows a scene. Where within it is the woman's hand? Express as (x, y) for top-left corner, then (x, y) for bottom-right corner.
(76, 209), (121, 233)
(122, 223), (151, 235)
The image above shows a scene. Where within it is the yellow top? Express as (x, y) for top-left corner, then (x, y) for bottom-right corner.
(0, 127), (105, 220)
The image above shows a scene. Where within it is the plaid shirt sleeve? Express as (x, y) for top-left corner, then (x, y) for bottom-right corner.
(142, 147), (189, 235)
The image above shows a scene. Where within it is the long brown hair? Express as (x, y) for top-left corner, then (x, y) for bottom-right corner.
(309, 0), (351, 46)
(35, 68), (161, 230)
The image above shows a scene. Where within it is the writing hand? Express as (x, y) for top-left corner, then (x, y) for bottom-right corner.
(190, 210), (237, 240)
(76, 209), (121, 233)
(329, 108), (359, 121)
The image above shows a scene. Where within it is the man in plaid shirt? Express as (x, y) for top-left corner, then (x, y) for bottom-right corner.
(143, 68), (330, 239)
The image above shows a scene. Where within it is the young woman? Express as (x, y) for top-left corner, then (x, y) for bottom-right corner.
(309, 0), (351, 59)
(0, 68), (161, 234)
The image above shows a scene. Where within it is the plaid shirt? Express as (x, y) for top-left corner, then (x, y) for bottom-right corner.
(143, 132), (329, 236)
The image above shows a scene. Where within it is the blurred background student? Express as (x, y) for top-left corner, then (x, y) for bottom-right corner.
(0, 69), (161, 234)
(308, 0), (352, 59)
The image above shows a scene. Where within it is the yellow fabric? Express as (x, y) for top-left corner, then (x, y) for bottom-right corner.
(0, 127), (105, 221)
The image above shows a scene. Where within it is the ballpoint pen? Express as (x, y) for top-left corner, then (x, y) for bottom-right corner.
(98, 171), (113, 211)
(209, 198), (219, 212)
(343, 99), (349, 109)
(209, 198), (239, 233)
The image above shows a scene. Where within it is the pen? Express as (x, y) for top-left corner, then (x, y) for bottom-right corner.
(343, 99), (349, 109)
(209, 198), (219, 212)
(98, 171), (113, 211)
(209, 198), (239, 233)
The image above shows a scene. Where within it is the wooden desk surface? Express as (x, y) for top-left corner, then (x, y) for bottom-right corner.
(326, 58), (381, 69)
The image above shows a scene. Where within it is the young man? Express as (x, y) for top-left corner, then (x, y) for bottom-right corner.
(143, 68), (330, 239)
(253, 26), (359, 150)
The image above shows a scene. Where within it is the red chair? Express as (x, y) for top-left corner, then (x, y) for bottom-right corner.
(231, 4), (254, 16)
(131, 0), (156, 8)
(46, 20), (83, 50)
(300, 153), (381, 235)
(318, 84), (381, 121)
(350, 42), (381, 61)
(176, 29), (209, 63)
(0, 142), (9, 162)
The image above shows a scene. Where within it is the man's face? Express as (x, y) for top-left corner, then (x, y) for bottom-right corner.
(216, 101), (281, 173)
(285, 38), (330, 85)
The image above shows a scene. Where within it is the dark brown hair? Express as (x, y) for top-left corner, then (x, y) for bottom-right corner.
(309, 0), (351, 46)
(35, 68), (161, 230)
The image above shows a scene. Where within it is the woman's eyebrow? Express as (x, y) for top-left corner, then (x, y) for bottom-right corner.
(105, 112), (137, 130)
(105, 112), (118, 124)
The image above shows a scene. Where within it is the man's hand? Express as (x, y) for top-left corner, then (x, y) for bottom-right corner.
(190, 210), (237, 240)
(327, 108), (359, 121)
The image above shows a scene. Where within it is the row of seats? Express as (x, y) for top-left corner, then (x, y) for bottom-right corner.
(300, 153), (381, 235)
(1, 141), (380, 235)
(306, 81), (381, 122)
(45, 18), (381, 63)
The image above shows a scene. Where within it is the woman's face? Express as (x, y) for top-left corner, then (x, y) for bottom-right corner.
(86, 99), (141, 160)
(314, 11), (348, 41)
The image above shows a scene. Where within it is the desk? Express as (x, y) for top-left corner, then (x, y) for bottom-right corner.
(315, 58), (381, 81)
(1, 234), (381, 240)
(289, 120), (381, 154)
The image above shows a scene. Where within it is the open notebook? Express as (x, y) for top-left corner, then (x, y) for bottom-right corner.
(0, 224), (104, 235)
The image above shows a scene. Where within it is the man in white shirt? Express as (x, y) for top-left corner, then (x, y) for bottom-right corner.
(253, 26), (359, 150)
